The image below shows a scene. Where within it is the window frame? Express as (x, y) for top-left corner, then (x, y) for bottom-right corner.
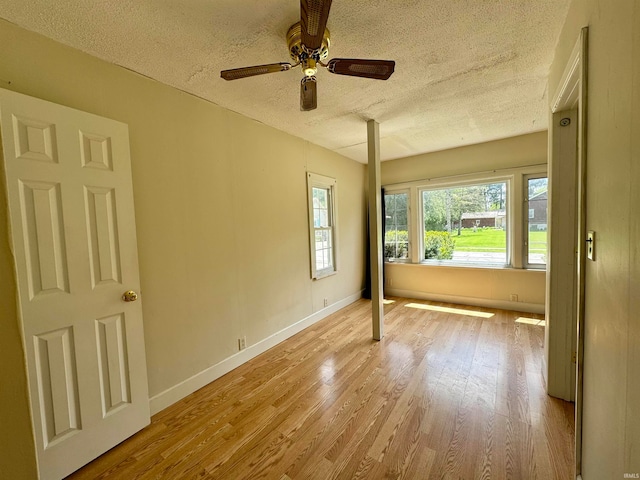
(382, 165), (547, 270)
(383, 189), (411, 263)
(417, 177), (511, 267)
(307, 172), (338, 279)
(523, 173), (548, 269)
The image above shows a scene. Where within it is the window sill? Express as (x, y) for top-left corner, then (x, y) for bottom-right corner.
(313, 269), (337, 280)
(384, 262), (546, 273)
(422, 260), (509, 269)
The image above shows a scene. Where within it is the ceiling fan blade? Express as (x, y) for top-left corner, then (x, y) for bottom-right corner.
(220, 62), (292, 81)
(300, 77), (317, 111)
(300, 0), (332, 51)
(327, 58), (395, 80)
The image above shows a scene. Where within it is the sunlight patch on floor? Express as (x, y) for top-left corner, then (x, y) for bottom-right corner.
(404, 303), (494, 318)
(383, 299), (396, 304)
(515, 317), (546, 326)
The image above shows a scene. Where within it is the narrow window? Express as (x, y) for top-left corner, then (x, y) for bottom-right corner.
(421, 181), (508, 266)
(384, 191), (409, 261)
(307, 173), (337, 279)
(525, 176), (548, 267)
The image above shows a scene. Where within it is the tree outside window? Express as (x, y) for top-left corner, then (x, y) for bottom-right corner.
(421, 182), (508, 264)
(384, 192), (409, 261)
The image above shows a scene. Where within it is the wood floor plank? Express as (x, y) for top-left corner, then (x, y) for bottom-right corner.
(67, 297), (574, 480)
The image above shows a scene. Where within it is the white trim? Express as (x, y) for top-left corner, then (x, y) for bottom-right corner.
(385, 288), (545, 314)
(552, 37), (582, 113)
(149, 290), (363, 415)
(549, 27), (588, 477)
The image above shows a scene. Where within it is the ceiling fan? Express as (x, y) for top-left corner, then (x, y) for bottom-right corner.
(220, 0), (396, 111)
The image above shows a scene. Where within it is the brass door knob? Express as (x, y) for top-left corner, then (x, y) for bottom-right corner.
(122, 290), (138, 302)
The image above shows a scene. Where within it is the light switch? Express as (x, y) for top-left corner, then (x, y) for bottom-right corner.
(587, 231), (595, 261)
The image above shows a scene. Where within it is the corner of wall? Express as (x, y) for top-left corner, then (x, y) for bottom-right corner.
(0, 157), (38, 479)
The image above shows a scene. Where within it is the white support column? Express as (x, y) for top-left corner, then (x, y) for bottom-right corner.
(367, 119), (384, 340)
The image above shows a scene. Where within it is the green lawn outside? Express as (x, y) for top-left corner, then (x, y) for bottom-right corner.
(449, 228), (547, 254)
(451, 228), (505, 252)
(528, 230), (548, 254)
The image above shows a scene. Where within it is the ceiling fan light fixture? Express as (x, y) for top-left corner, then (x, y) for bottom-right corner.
(303, 58), (318, 77)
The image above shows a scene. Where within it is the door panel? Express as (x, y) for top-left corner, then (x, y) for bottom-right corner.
(34, 326), (81, 447)
(0, 88), (150, 480)
(13, 115), (58, 163)
(85, 186), (122, 288)
(80, 131), (112, 170)
(96, 313), (131, 415)
(19, 180), (70, 298)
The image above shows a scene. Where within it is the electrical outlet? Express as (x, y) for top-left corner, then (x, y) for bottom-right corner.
(510, 294), (518, 302)
(323, 298), (328, 307)
(238, 336), (247, 351)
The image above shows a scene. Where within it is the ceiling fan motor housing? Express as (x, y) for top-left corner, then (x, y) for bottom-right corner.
(287, 22), (330, 66)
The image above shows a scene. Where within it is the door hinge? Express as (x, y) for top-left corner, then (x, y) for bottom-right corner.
(572, 351), (577, 364)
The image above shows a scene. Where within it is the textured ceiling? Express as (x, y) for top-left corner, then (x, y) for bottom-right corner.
(0, 0), (571, 162)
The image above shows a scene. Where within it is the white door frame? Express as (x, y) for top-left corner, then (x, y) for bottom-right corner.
(549, 27), (588, 478)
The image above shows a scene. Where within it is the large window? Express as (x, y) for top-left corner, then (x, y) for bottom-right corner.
(383, 168), (545, 269)
(307, 173), (337, 279)
(420, 181), (508, 265)
(384, 191), (409, 261)
(525, 175), (548, 268)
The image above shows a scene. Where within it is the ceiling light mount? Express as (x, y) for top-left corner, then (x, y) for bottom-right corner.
(287, 22), (330, 64)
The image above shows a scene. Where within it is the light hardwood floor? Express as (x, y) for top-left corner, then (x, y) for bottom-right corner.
(67, 298), (574, 479)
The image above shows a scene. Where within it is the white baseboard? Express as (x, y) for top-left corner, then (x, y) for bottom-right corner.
(149, 290), (363, 415)
(384, 288), (545, 314)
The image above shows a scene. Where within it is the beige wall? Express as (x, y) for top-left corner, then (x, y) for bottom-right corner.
(385, 263), (545, 312)
(549, 0), (639, 477)
(0, 157), (38, 480)
(381, 132), (547, 185)
(0, 19), (365, 477)
(381, 133), (548, 313)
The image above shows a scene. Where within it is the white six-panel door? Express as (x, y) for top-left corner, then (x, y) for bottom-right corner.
(0, 88), (150, 480)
